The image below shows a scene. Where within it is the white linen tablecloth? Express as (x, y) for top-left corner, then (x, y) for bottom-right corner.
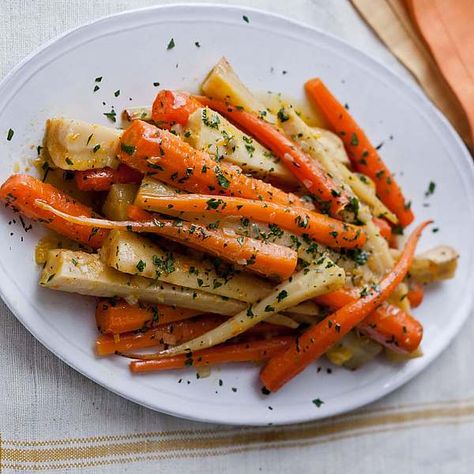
(0, 1), (473, 472)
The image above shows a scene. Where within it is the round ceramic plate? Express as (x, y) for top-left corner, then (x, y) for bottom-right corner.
(0, 5), (472, 426)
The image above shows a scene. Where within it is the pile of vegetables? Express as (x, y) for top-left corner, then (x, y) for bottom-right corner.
(0, 58), (458, 392)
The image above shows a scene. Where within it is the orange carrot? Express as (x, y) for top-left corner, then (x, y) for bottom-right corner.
(196, 95), (349, 216)
(130, 337), (292, 373)
(96, 316), (223, 356)
(316, 288), (423, 353)
(373, 217), (392, 242)
(152, 90), (201, 128)
(118, 120), (310, 209)
(75, 164), (143, 191)
(37, 201), (298, 280)
(304, 79), (414, 227)
(127, 204), (153, 221)
(407, 282), (425, 308)
(96, 299), (203, 334)
(0, 174), (107, 248)
(260, 220), (430, 391)
(136, 193), (366, 249)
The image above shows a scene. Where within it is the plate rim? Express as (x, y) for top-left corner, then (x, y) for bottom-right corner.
(0, 3), (473, 426)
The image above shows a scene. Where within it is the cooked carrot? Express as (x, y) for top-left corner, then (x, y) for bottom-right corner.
(118, 120), (310, 209)
(75, 164), (143, 191)
(96, 316), (223, 356)
(373, 217), (392, 242)
(304, 79), (414, 227)
(127, 204), (153, 221)
(37, 201), (298, 280)
(316, 288), (423, 353)
(96, 299), (203, 334)
(196, 95), (349, 217)
(260, 220), (430, 391)
(152, 90), (201, 128)
(407, 282), (425, 308)
(130, 337), (292, 373)
(136, 193), (366, 249)
(0, 174), (107, 248)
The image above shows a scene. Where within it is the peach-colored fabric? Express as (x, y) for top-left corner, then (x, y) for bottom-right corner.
(405, 0), (473, 149)
(351, 0), (472, 148)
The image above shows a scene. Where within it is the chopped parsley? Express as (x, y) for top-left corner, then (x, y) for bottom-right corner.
(167, 38), (175, 50)
(114, 90), (120, 97)
(202, 109), (220, 129)
(6, 128), (14, 141)
(120, 143), (135, 155)
(242, 15), (249, 23)
(425, 181), (436, 197)
(93, 144), (101, 153)
(136, 260), (146, 272)
(194, 41), (201, 48)
(351, 133), (359, 146)
(347, 248), (369, 266)
(103, 109), (117, 123)
(312, 398), (324, 408)
(215, 167), (230, 189)
(276, 290), (288, 302)
(65, 157), (74, 165)
(277, 108), (289, 122)
(264, 305), (275, 312)
(95, 76), (103, 83)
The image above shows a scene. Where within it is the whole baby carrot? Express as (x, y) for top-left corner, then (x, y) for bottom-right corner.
(260, 220), (430, 391)
(0, 174), (107, 248)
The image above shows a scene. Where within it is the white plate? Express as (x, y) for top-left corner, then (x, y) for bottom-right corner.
(0, 5), (473, 426)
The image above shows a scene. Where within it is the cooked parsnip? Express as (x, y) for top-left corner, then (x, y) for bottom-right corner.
(326, 331), (382, 369)
(259, 91), (344, 157)
(40, 249), (245, 314)
(102, 184), (138, 221)
(392, 245), (458, 284)
(159, 257), (346, 356)
(185, 107), (298, 186)
(100, 230), (322, 317)
(45, 118), (122, 170)
(100, 230), (270, 302)
(122, 106), (152, 122)
(201, 57), (270, 118)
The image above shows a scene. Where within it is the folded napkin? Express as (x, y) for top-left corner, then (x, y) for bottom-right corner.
(351, 0), (473, 149)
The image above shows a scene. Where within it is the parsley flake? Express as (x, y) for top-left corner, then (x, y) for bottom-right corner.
(312, 398), (324, 408)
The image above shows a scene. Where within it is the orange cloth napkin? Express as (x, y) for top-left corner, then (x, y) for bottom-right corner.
(351, 0), (473, 149)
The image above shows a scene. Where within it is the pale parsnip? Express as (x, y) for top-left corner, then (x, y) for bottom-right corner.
(265, 314), (300, 329)
(45, 118), (121, 170)
(122, 106), (152, 122)
(102, 184), (139, 221)
(100, 230), (322, 317)
(258, 91), (343, 155)
(326, 331), (383, 369)
(185, 107), (298, 186)
(40, 249), (245, 314)
(99, 230), (270, 302)
(158, 257), (346, 356)
(393, 245), (458, 284)
(201, 57), (270, 119)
